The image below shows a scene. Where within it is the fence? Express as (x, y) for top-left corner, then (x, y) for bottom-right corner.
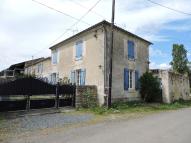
(0, 77), (76, 112)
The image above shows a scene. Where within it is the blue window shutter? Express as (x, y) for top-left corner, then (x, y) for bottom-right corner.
(132, 42), (135, 59)
(128, 41), (131, 59)
(124, 68), (129, 90)
(128, 41), (135, 59)
(135, 70), (139, 90)
(80, 69), (86, 85)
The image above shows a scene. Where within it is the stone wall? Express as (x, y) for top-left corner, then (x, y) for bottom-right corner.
(151, 69), (191, 103)
(168, 72), (190, 102)
(75, 86), (98, 108)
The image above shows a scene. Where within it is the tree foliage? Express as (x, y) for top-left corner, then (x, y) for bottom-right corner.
(140, 72), (161, 103)
(170, 44), (189, 74)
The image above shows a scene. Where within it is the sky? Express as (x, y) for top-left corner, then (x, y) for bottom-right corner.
(0, 0), (191, 70)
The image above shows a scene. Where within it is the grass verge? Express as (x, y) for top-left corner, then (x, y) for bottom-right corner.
(78, 100), (191, 115)
(0, 114), (4, 121)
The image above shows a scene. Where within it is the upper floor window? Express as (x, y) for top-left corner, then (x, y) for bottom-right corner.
(128, 40), (135, 59)
(76, 41), (83, 60)
(37, 63), (43, 74)
(52, 49), (58, 64)
(124, 68), (139, 91)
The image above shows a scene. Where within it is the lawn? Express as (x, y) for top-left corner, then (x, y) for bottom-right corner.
(78, 100), (191, 115)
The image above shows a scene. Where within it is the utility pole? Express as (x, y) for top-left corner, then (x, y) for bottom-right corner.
(108, 0), (115, 108)
(31, 56), (34, 75)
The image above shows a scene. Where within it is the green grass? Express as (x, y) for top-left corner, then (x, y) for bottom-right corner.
(0, 115), (4, 122)
(78, 100), (191, 115)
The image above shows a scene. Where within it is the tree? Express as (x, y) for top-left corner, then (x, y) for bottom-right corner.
(140, 72), (161, 103)
(170, 44), (189, 74)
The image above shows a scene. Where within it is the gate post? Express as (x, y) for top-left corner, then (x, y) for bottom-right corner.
(55, 82), (60, 109)
(26, 94), (31, 111)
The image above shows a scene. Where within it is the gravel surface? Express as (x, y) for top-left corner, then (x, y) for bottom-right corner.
(7, 108), (191, 143)
(0, 112), (94, 135)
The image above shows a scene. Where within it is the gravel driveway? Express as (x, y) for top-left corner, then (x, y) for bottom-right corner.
(4, 108), (191, 143)
(0, 108), (94, 142)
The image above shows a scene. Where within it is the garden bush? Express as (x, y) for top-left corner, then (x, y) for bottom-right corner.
(140, 72), (161, 103)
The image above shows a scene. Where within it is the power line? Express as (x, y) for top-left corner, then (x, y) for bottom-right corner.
(70, 0), (106, 20)
(147, 0), (191, 16)
(31, 0), (90, 25)
(32, 0), (103, 57)
(47, 0), (103, 46)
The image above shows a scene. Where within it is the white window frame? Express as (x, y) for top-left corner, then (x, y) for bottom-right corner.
(75, 40), (84, 61)
(129, 70), (133, 89)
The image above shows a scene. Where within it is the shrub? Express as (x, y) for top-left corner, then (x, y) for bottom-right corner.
(140, 72), (161, 103)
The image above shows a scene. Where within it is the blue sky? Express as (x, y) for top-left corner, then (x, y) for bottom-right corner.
(0, 0), (191, 70)
(150, 19), (191, 69)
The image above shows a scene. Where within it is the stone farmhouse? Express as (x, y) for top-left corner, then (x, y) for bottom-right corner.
(24, 20), (152, 105)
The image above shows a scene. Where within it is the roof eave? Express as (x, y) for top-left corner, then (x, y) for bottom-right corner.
(49, 20), (152, 50)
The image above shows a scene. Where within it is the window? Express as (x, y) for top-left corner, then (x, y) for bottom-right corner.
(52, 50), (58, 64)
(70, 69), (86, 85)
(129, 70), (133, 89)
(76, 70), (81, 85)
(76, 41), (83, 60)
(26, 67), (30, 75)
(128, 40), (135, 59)
(37, 63), (43, 74)
(124, 68), (139, 91)
(124, 68), (129, 90)
(50, 73), (57, 84)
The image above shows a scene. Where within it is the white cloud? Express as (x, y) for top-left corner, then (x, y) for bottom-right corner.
(187, 52), (191, 58)
(149, 47), (167, 57)
(164, 23), (191, 32)
(116, 0), (191, 41)
(150, 62), (171, 70)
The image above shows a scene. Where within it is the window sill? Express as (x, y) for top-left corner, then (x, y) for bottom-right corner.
(124, 89), (137, 92)
(128, 58), (136, 61)
(75, 57), (83, 61)
(128, 89), (136, 93)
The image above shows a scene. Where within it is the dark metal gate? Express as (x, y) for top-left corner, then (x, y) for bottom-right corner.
(0, 77), (76, 112)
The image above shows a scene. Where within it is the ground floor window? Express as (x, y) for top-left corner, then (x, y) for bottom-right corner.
(71, 69), (86, 85)
(50, 73), (58, 85)
(129, 70), (133, 89)
(124, 68), (139, 90)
